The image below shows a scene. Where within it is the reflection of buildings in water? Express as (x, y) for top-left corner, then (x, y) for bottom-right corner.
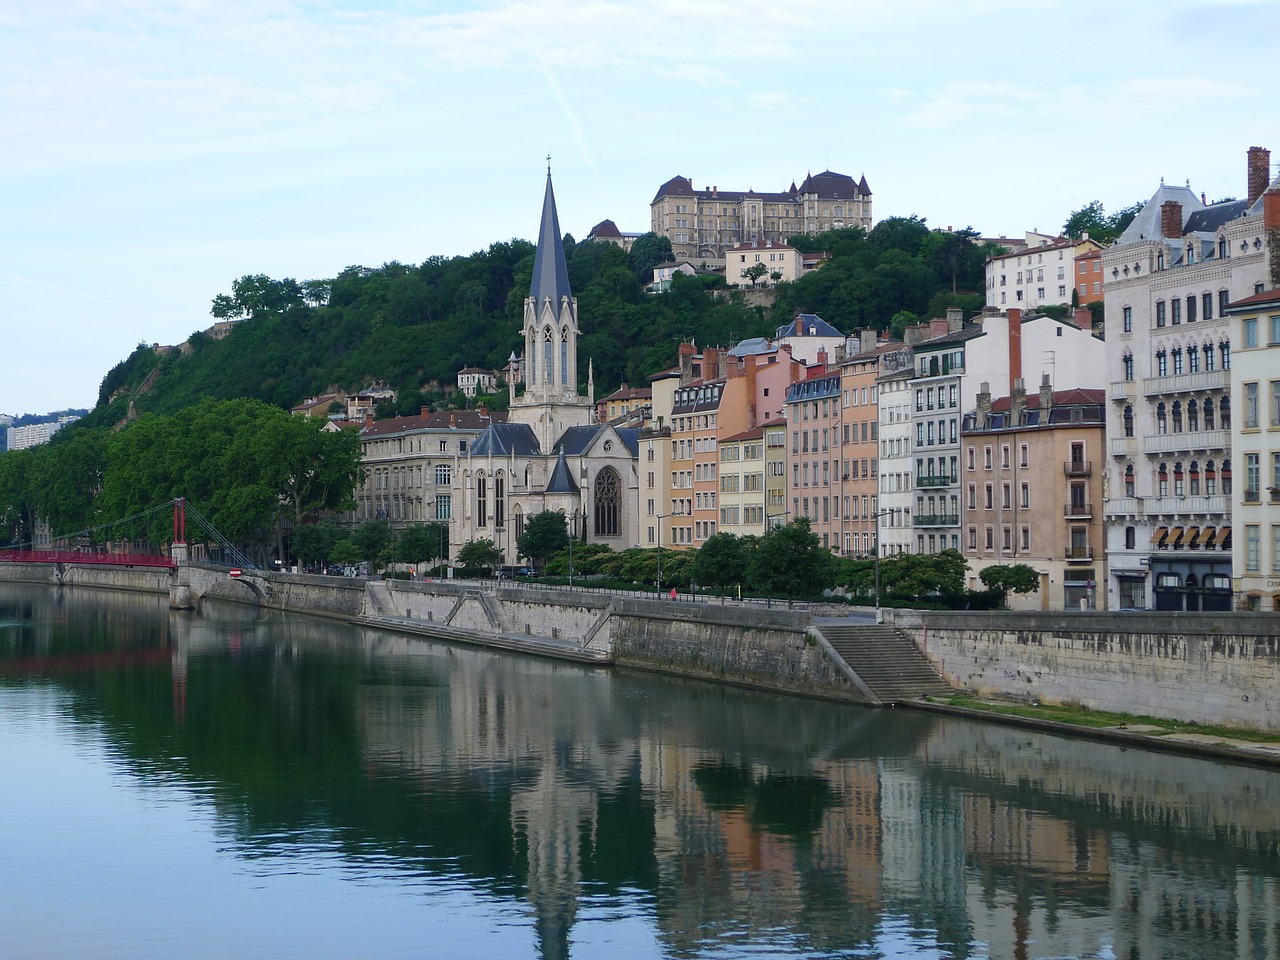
(353, 634), (635, 960)
(810, 759), (880, 907)
(878, 762), (924, 899)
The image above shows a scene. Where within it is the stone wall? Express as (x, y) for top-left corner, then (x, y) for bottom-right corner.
(610, 596), (860, 701)
(0, 562), (171, 594)
(891, 609), (1280, 730)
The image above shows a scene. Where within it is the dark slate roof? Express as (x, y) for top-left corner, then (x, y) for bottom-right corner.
(555, 424), (604, 457)
(614, 427), (641, 458)
(544, 451), (579, 493)
(798, 170), (869, 199)
(469, 422), (540, 457)
(1184, 199), (1249, 236)
(776, 313), (843, 339)
(360, 408), (506, 438)
(587, 219), (623, 239)
(530, 173), (572, 308)
(913, 326), (986, 351)
(728, 336), (772, 357)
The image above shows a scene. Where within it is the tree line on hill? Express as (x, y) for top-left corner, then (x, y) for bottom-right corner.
(82, 216), (998, 431)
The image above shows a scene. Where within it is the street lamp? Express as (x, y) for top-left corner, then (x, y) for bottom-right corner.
(871, 508), (901, 623)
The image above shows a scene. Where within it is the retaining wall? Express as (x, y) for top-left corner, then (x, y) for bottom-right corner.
(0, 562), (171, 594)
(891, 609), (1280, 730)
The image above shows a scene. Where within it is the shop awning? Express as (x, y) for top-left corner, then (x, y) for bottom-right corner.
(1170, 527), (1185, 547)
(1200, 526), (1217, 547)
(1219, 527), (1232, 549)
(1151, 526), (1169, 547)
(1185, 526), (1201, 548)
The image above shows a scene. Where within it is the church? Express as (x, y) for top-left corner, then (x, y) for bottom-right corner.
(450, 172), (642, 563)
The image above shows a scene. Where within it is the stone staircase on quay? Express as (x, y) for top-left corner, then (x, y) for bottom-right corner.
(815, 622), (952, 704)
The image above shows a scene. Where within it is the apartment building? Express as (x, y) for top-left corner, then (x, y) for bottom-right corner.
(785, 370), (842, 551)
(910, 307), (1106, 555)
(878, 360), (917, 556)
(985, 236), (1103, 311)
(838, 338), (897, 558)
(1103, 147), (1276, 612)
(1227, 285), (1280, 610)
(650, 170), (872, 262)
(725, 240), (804, 287)
(718, 427), (767, 538)
(962, 381), (1106, 610)
(1074, 246), (1104, 307)
(763, 418), (788, 527)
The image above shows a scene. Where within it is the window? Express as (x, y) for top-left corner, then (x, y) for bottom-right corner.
(1187, 296), (1197, 323)
(1246, 453), (1260, 499)
(1123, 306), (1132, 333)
(1246, 524), (1260, 572)
(1155, 301), (1166, 327)
(1171, 299), (1181, 325)
(1219, 290), (1230, 315)
(1245, 382), (1260, 428)
(475, 474), (487, 528)
(1244, 317), (1259, 348)
(1272, 380), (1280, 426)
(1274, 524), (1280, 573)
(1123, 354), (1134, 381)
(1271, 314), (1280, 345)
(1203, 292), (1213, 321)
(1156, 349), (1167, 377)
(1172, 347), (1183, 376)
(435, 464), (452, 486)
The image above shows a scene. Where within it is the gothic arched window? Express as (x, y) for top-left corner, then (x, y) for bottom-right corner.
(543, 327), (554, 386)
(593, 467), (622, 537)
(476, 473), (487, 528)
(494, 472), (505, 529)
(561, 328), (569, 386)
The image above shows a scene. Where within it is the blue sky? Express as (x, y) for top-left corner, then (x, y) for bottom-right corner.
(3, 0), (1277, 416)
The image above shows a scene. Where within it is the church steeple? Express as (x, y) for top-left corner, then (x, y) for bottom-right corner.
(529, 167), (572, 310)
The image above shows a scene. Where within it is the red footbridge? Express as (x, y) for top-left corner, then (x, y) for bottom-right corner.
(0, 549), (175, 568)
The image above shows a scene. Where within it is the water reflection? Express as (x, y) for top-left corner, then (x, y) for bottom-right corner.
(2, 581), (1280, 959)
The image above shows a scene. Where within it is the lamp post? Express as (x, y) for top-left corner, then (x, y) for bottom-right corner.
(871, 507), (901, 623)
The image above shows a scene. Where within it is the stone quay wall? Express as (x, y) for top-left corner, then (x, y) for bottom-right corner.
(890, 609), (1280, 731)
(0, 562), (171, 594)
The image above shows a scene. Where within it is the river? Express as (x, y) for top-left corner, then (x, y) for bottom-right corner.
(2, 581), (1279, 959)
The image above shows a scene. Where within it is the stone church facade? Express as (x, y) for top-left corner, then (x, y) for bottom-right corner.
(450, 173), (641, 564)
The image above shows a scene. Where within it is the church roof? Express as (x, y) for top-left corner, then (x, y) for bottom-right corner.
(555, 424), (604, 457)
(530, 172), (572, 309)
(469, 422), (540, 457)
(544, 450), (579, 493)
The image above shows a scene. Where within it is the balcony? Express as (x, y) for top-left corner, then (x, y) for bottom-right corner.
(916, 474), (953, 488)
(1064, 547), (1094, 562)
(1063, 501), (1094, 519)
(1142, 369), (1229, 397)
(1063, 459), (1092, 477)
(1142, 429), (1230, 456)
(1109, 379), (1137, 401)
(1142, 495), (1230, 517)
(1104, 497), (1144, 518)
(913, 513), (959, 527)
(1110, 437), (1137, 457)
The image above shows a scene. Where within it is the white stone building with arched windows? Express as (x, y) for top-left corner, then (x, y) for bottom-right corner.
(450, 172), (641, 565)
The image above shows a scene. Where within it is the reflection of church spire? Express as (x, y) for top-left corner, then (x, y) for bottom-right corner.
(530, 169), (572, 311)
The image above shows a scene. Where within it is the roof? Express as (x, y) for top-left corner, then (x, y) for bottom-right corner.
(1117, 182), (1203, 245)
(530, 172), (572, 309)
(721, 426), (765, 443)
(1226, 287), (1280, 311)
(775, 313), (843, 339)
(728, 336), (773, 357)
(544, 451), (579, 493)
(587, 219), (623, 239)
(990, 388), (1106, 411)
(914, 326), (986, 351)
(988, 236), (1074, 262)
(726, 239), (794, 252)
(1183, 199), (1249, 236)
(786, 374), (841, 403)
(457, 367), (491, 376)
(468, 422), (540, 457)
(600, 385), (652, 402)
(360, 408), (507, 438)
(798, 169), (869, 199)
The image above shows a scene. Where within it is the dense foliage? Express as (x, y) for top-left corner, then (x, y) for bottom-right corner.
(82, 220), (995, 428)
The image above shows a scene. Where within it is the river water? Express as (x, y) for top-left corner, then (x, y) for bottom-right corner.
(2, 582), (1279, 959)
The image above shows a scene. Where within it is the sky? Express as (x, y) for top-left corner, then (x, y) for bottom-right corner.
(3, 0), (1278, 417)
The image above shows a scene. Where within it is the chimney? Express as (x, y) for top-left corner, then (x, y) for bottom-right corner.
(478, 404), (487, 418)
(448, 413), (456, 429)
(1248, 147), (1271, 206)
(946, 306), (964, 332)
(1266, 185), (1280, 232)
(816, 347), (828, 369)
(678, 342), (696, 382)
(1010, 378), (1027, 422)
(904, 324), (930, 345)
(977, 382), (992, 423)
(929, 317), (949, 338)
(1039, 374), (1053, 416)
(861, 329), (877, 353)
(1007, 311), (1023, 395)
(1161, 200), (1183, 239)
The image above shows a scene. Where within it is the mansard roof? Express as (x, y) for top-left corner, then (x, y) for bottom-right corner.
(469, 422), (540, 457)
(797, 170), (870, 199)
(1117, 182), (1203, 245)
(587, 219), (623, 239)
(775, 313), (843, 339)
(544, 450), (579, 493)
(530, 172), (572, 309)
(1183, 199), (1250, 236)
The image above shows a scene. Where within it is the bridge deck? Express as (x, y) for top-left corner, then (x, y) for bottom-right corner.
(0, 550), (175, 569)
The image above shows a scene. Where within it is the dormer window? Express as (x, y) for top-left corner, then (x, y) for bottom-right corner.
(1157, 250), (1165, 270)
(1218, 236), (1228, 259)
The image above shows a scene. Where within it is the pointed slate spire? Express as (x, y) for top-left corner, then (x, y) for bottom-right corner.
(545, 449), (579, 493)
(530, 167), (572, 309)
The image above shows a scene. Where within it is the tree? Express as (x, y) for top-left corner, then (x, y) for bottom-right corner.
(877, 550), (968, 599)
(517, 510), (568, 570)
(694, 533), (753, 598)
(394, 523), (447, 565)
(979, 564), (1041, 605)
(352, 520), (393, 568)
(1062, 200), (1145, 244)
(628, 232), (674, 283)
(746, 519), (831, 600)
(741, 262), (769, 287)
(293, 522), (338, 567)
(456, 537), (501, 573)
